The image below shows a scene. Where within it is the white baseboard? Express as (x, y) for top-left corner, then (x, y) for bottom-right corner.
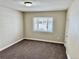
(0, 38), (23, 52)
(66, 52), (71, 59)
(24, 38), (64, 44)
(64, 44), (71, 59)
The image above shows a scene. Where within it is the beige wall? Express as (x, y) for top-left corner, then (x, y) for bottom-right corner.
(0, 6), (23, 50)
(24, 11), (66, 43)
(65, 0), (79, 59)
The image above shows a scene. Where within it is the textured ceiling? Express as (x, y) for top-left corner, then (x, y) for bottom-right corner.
(0, 0), (73, 12)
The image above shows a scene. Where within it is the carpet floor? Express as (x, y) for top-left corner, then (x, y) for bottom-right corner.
(0, 40), (67, 59)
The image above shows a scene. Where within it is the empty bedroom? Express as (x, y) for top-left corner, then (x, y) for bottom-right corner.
(0, 0), (79, 59)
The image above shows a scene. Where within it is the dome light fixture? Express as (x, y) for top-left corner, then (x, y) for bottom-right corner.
(24, 2), (32, 7)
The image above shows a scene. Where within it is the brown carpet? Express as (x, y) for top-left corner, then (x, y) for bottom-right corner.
(0, 40), (67, 59)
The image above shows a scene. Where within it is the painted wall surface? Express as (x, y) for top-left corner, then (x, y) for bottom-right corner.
(65, 0), (79, 59)
(24, 11), (66, 43)
(0, 7), (23, 49)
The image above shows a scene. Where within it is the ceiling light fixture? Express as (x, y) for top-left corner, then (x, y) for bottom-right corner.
(24, 2), (32, 7)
